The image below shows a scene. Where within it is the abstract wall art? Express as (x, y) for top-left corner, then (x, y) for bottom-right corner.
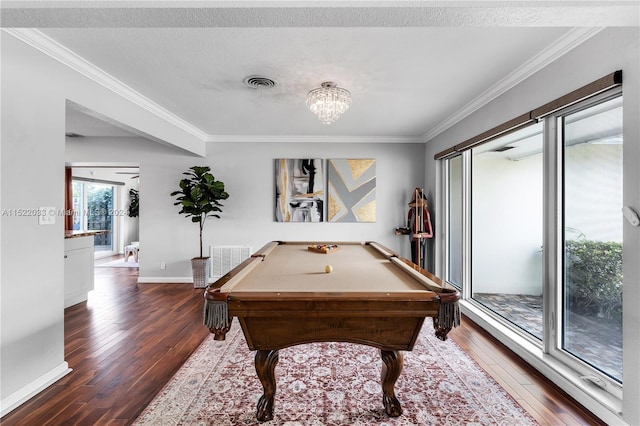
(327, 158), (376, 222)
(275, 159), (324, 222)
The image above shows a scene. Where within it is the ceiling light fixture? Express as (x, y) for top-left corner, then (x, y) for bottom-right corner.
(306, 82), (352, 125)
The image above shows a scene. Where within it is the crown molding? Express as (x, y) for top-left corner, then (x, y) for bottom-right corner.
(206, 134), (425, 143)
(2, 28), (209, 142)
(422, 26), (605, 143)
(4, 26), (605, 146)
(3, 27), (424, 146)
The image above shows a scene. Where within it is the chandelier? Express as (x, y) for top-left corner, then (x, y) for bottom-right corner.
(306, 82), (352, 124)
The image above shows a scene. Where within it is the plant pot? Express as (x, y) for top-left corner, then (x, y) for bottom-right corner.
(191, 257), (211, 288)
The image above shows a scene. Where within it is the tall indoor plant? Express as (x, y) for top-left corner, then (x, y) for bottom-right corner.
(171, 166), (229, 288)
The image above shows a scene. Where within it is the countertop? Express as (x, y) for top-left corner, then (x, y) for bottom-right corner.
(64, 230), (110, 239)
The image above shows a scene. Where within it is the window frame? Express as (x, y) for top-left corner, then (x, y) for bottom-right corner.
(548, 88), (624, 398)
(71, 178), (123, 259)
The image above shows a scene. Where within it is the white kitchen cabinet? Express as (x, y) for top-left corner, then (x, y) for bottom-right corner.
(64, 235), (94, 308)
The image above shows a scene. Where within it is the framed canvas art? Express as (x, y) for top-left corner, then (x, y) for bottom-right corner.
(327, 159), (376, 222)
(275, 159), (324, 222)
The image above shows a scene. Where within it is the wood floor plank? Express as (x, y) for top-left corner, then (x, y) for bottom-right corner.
(515, 399), (550, 425)
(1, 256), (605, 425)
(450, 317), (607, 426)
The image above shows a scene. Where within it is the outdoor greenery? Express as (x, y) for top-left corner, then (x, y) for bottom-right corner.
(565, 239), (623, 320)
(171, 166), (229, 258)
(86, 184), (113, 247)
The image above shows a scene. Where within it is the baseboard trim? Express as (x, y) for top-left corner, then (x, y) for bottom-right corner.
(137, 276), (206, 284)
(64, 291), (88, 309)
(0, 362), (72, 417)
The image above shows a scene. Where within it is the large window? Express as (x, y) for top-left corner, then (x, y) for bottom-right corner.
(441, 86), (624, 400)
(72, 179), (117, 256)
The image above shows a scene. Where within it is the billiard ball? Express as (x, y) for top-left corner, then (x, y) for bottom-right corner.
(325, 264), (333, 273)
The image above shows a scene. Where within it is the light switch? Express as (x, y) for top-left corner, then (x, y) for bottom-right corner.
(38, 207), (56, 225)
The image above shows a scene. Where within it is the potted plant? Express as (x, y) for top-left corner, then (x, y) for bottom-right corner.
(128, 188), (139, 217)
(171, 166), (229, 288)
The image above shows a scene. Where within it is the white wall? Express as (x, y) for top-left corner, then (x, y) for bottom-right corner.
(1, 31), (205, 413)
(472, 154), (543, 296)
(2, 33), (69, 410)
(65, 137), (427, 281)
(470, 144), (622, 296)
(424, 27), (640, 425)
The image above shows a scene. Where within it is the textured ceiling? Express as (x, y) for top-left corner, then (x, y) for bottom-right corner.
(3, 1), (638, 142)
(51, 26), (569, 139)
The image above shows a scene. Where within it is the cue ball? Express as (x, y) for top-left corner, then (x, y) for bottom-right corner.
(325, 264), (333, 273)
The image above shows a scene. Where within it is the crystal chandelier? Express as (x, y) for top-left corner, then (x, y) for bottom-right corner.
(306, 82), (352, 124)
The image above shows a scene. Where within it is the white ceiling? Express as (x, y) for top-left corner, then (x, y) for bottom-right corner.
(3, 1), (638, 143)
(66, 107), (140, 138)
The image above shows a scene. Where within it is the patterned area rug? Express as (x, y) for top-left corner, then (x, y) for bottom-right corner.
(134, 322), (537, 425)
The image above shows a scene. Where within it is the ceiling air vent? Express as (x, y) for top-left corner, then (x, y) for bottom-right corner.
(243, 75), (278, 90)
(493, 146), (514, 152)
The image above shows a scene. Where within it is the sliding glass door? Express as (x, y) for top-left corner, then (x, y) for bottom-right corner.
(560, 94), (623, 383)
(470, 122), (544, 339)
(441, 87), (625, 398)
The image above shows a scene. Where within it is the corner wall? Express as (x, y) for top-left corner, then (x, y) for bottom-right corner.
(1, 31), (201, 414)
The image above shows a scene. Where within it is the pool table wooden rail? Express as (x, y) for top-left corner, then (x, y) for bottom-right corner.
(225, 295), (438, 351)
(204, 240), (459, 343)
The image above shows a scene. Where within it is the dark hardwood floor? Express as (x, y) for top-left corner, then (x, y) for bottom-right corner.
(451, 319), (605, 425)
(1, 256), (605, 425)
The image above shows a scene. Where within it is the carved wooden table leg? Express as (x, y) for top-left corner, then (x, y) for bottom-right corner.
(380, 349), (404, 417)
(255, 349), (279, 422)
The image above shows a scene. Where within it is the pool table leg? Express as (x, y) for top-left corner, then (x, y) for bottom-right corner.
(255, 349), (279, 422)
(380, 349), (404, 417)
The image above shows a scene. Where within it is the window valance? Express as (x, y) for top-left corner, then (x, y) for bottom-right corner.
(434, 70), (622, 160)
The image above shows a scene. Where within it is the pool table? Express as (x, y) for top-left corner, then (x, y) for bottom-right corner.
(204, 241), (459, 422)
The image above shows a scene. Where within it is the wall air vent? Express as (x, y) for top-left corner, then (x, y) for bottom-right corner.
(243, 75), (278, 89)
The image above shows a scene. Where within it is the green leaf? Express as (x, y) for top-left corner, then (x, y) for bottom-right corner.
(171, 165), (230, 256)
